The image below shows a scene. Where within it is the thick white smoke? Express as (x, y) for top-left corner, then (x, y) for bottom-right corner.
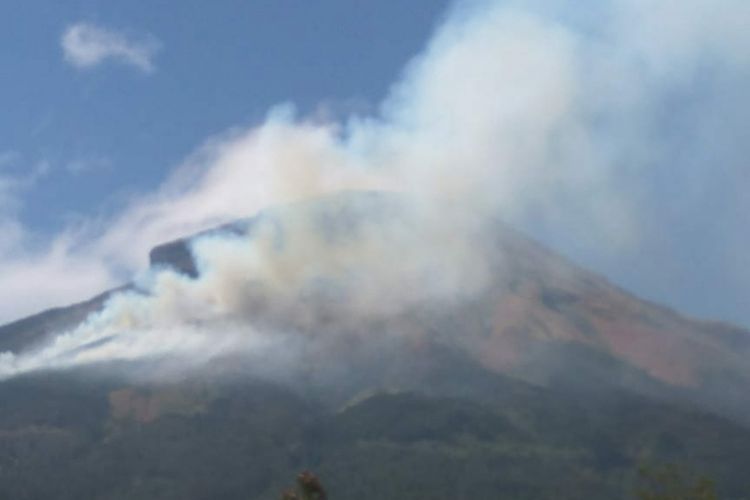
(1, 0), (749, 379)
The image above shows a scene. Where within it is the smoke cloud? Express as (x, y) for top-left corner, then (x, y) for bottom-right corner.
(1, 0), (749, 379)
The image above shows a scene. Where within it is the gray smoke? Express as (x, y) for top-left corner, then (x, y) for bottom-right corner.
(1, 0), (749, 379)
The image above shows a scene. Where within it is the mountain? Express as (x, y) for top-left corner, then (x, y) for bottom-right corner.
(1, 191), (749, 498)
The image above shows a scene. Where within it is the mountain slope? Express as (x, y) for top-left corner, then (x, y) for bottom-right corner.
(1, 191), (749, 498)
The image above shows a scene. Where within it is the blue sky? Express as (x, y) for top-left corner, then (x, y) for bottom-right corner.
(0, 0), (749, 329)
(0, 0), (448, 231)
(0, 0), (462, 322)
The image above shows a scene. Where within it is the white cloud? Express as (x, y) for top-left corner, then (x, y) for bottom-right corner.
(61, 22), (160, 72)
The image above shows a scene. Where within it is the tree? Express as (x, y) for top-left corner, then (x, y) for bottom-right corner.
(280, 470), (327, 500)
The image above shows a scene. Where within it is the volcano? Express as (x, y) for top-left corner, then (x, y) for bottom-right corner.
(0, 191), (748, 499)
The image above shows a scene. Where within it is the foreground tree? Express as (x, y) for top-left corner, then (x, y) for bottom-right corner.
(281, 470), (327, 500)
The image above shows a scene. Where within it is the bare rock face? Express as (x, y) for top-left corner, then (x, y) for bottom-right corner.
(149, 238), (198, 277)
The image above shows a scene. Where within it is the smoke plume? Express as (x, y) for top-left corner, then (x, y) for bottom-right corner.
(1, 0), (749, 379)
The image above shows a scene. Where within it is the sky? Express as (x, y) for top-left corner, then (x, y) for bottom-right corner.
(0, 0), (749, 329)
(0, 0), (449, 229)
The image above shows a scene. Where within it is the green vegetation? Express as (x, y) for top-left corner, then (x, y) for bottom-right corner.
(636, 464), (718, 500)
(0, 371), (747, 499)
